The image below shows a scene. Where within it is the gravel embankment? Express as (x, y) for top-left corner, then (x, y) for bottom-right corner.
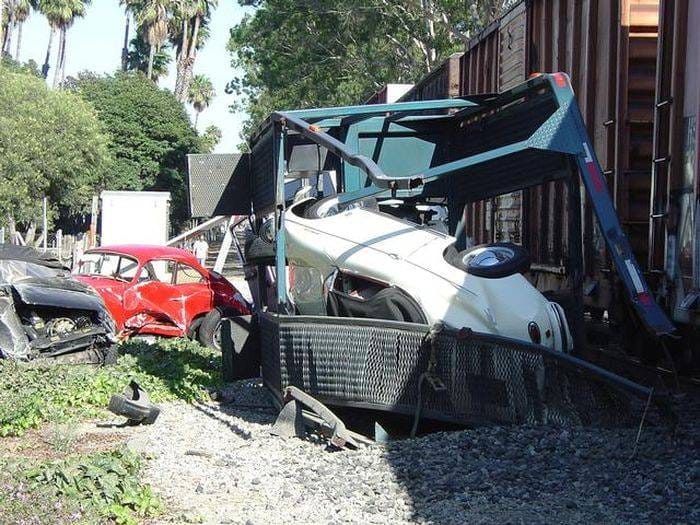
(111, 380), (700, 524)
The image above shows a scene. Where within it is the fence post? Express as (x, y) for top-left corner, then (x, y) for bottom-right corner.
(42, 197), (48, 252)
(56, 229), (63, 262)
(89, 195), (99, 248)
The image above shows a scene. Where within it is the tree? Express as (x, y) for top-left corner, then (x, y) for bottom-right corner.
(39, 0), (92, 87)
(69, 72), (205, 229)
(0, 1), (4, 56)
(228, 0), (513, 137)
(1, 54), (42, 76)
(133, 0), (171, 80)
(119, 0), (140, 71)
(171, 0), (217, 102)
(201, 124), (221, 152)
(2, 0), (36, 56)
(0, 70), (111, 238)
(126, 31), (171, 81)
(187, 73), (214, 129)
(11, 0), (38, 59)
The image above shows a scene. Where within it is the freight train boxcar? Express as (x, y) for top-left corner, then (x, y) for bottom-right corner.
(367, 0), (699, 367)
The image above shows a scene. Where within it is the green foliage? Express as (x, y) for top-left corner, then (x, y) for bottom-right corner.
(188, 74), (215, 114)
(39, 0), (91, 29)
(0, 55), (42, 77)
(0, 457), (93, 524)
(201, 124), (222, 152)
(0, 69), (111, 226)
(0, 337), (223, 437)
(0, 448), (163, 525)
(228, 0), (513, 137)
(126, 31), (172, 81)
(69, 72), (204, 228)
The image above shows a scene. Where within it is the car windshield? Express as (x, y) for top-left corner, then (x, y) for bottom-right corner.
(75, 252), (139, 282)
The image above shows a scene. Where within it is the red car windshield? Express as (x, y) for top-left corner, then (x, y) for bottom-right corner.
(75, 252), (139, 282)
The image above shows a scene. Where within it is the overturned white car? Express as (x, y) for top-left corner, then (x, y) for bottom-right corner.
(283, 195), (573, 352)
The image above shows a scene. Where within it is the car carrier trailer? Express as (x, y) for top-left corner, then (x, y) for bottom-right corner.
(219, 73), (675, 433)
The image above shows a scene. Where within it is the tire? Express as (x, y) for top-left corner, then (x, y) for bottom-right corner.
(445, 242), (530, 278)
(304, 196), (338, 219)
(100, 345), (119, 366)
(108, 384), (160, 425)
(244, 236), (276, 266)
(327, 286), (428, 324)
(198, 308), (223, 350)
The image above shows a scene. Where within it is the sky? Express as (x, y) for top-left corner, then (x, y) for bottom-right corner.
(18, 0), (253, 153)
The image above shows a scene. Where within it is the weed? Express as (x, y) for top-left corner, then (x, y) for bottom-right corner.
(0, 448), (162, 525)
(0, 337), (222, 437)
(44, 424), (79, 454)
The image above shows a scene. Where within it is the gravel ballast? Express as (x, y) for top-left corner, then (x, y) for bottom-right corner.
(118, 380), (700, 524)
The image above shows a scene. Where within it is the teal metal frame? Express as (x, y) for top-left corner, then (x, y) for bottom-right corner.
(264, 73), (675, 337)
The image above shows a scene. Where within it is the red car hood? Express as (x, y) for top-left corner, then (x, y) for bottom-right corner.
(73, 274), (127, 302)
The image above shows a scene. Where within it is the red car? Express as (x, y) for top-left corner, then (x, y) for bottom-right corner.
(73, 245), (250, 348)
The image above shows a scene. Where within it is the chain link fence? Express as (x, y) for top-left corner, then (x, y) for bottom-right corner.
(260, 313), (672, 428)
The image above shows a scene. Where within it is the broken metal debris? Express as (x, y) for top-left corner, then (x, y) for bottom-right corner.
(108, 380), (160, 425)
(271, 386), (373, 449)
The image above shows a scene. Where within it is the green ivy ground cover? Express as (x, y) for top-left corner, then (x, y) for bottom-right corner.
(0, 337), (223, 437)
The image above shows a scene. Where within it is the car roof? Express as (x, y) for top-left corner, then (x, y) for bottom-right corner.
(85, 244), (200, 264)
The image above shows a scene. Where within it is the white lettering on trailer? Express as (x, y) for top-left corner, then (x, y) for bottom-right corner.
(582, 142), (594, 163)
(624, 259), (645, 294)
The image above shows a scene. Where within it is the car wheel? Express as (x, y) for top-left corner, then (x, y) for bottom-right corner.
(445, 242), (531, 278)
(100, 345), (119, 366)
(198, 308), (223, 350)
(304, 196), (336, 219)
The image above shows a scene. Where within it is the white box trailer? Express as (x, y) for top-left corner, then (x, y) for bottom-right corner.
(100, 191), (170, 246)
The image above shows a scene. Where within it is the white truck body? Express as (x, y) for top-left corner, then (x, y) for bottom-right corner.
(100, 191), (171, 246)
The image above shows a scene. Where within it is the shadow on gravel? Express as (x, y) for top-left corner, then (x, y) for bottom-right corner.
(381, 402), (698, 524)
(189, 379), (278, 440)
(191, 403), (256, 440)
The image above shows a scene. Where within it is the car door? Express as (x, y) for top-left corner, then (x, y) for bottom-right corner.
(171, 262), (213, 326)
(121, 259), (188, 332)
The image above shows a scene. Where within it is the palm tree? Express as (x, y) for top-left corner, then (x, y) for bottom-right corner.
(187, 73), (214, 130)
(40, 0), (91, 85)
(172, 0), (217, 102)
(38, 0), (56, 77)
(2, 0), (17, 55)
(134, 0), (170, 81)
(2, 0), (36, 58)
(0, 2), (5, 57)
(12, 0), (37, 59)
(119, 0), (140, 71)
(126, 31), (171, 81)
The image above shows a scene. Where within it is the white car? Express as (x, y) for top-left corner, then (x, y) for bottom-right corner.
(283, 195), (573, 352)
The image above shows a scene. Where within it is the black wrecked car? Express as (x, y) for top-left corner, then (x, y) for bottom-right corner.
(0, 244), (117, 363)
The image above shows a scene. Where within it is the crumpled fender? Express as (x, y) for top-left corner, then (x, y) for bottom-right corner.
(0, 288), (31, 360)
(13, 280), (107, 312)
